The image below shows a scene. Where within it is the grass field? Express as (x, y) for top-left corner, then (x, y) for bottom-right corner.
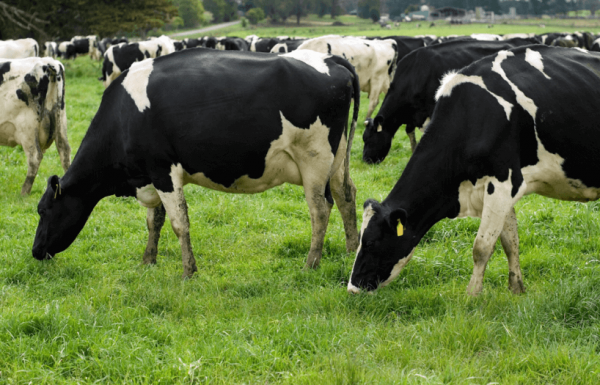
(1, 24), (600, 384)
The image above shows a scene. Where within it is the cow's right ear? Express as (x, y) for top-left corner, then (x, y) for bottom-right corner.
(387, 208), (407, 237)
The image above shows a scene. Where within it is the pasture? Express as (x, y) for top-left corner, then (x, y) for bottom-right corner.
(1, 22), (600, 384)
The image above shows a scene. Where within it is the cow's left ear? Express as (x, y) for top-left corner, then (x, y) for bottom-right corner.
(48, 175), (62, 199)
(387, 208), (407, 237)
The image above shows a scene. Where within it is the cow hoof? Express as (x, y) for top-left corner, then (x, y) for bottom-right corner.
(509, 282), (526, 295)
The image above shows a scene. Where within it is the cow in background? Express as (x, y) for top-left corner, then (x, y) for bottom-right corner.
(296, 35), (398, 119)
(0, 38), (38, 58)
(0, 57), (70, 194)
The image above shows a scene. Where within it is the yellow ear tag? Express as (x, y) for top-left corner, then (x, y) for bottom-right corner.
(397, 221), (404, 237)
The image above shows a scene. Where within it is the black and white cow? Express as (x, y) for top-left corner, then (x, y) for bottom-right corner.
(270, 39), (307, 53)
(183, 38), (203, 49)
(550, 32), (593, 50)
(250, 37), (280, 52)
(100, 36), (176, 88)
(363, 38), (542, 163)
(66, 36), (101, 60)
(217, 37), (249, 51)
(0, 57), (70, 194)
(0, 38), (38, 58)
(33, 48), (360, 277)
(348, 45), (600, 295)
(44, 42), (58, 58)
(296, 35), (398, 119)
(368, 36), (427, 63)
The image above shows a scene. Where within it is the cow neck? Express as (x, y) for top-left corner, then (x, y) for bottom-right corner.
(382, 130), (461, 242)
(60, 129), (126, 201)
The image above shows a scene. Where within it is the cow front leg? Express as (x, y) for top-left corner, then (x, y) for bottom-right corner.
(303, 182), (334, 269)
(406, 124), (417, 153)
(500, 207), (525, 294)
(330, 163), (358, 253)
(142, 204), (166, 265)
(21, 141), (43, 195)
(365, 87), (383, 119)
(157, 186), (198, 278)
(467, 189), (515, 296)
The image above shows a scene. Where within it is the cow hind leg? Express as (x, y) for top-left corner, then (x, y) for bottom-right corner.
(156, 185), (198, 278)
(330, 163), (359, 253)
(500, 207), (525, 294)
(467, 185), (516, 296)
(21, 141), (43, 195)
(406, 124), (417, 153)
(54, 111), (71, 172)
(142, 204), (166, 265)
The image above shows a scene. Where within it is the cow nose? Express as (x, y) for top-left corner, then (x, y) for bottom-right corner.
(347, 281), (361, 294)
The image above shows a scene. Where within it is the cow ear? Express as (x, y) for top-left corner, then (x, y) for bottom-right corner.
(387, 208), (407, 237)
(48, 175), (62, 199)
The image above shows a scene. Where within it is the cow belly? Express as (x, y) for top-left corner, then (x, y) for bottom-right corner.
(523, 164), (600, 202)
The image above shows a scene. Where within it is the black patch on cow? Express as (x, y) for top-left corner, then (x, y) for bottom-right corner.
(16, 89), (28, 105)
(511, 170), (523, 198)
(278, 46), (285, 53)
(487, 182), (494, 195)
(327, 43), (332, 54)
(72, 38), (90, 55)
(59, 65), (65, 109)
(34, 44), (38, 57)
(144, 50), (150, 58)
(364, 43), (370, 47)
(0, 62), (10, 86)
(156, 45), (162, 57)
(110, 43), (146, 76)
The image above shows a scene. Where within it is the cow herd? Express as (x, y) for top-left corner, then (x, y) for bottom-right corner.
(1, 29), (599, 296)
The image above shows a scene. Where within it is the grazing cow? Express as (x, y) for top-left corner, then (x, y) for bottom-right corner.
(363, 38), (542, 163)
(348, 46), (600, 295)
(57, 41), (75, 59)
(218, 37), (249, 51)
(33, 48), (360, 277)
(296, 35), (398, 119)
(99, 36), (176, 87)
(68, 36), (101, 60)
(44, 42), (58, 58)
(0, 57), (70, 194)
(251, 38), (280, 52)
(551, 32), (593, 50)
(270, 39), (307, 53)
(592, 37), (600, 51)
(0, 38), (38, 58)
(471, 33), (502, 41)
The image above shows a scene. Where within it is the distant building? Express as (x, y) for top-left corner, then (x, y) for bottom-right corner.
(401, 10), (430, 20)
(430, 6), (467, 19)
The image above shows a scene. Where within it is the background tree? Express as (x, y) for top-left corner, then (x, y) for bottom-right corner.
(290, 0), (314, 24)
(204, 0), (238, 22)
(173, 0), (205, 27)
(245, 7), (265, 23)
(358, 0), (380, 19)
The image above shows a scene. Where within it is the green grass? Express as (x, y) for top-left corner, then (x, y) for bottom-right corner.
(2, 25), (600, 383)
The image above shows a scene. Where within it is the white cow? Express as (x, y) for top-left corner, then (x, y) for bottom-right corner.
(0, 38), (38, 58)
(44, 42), (58, 58)
(295, 35), (398, 119)
(0, 57), (71, 194)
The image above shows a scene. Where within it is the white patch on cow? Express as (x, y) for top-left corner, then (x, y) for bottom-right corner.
(524, 48), (551, 79)
(136, 184), (162, 208)
(281, 50), (331, 75)
(573, 47), (589, 53)
(122, 59), (153, 113)
(347, 204), (376, 294)
(435, 71), (514, 120)
(380, 248), (415, 288)
(457, 171), (518, 218)
(177, 111), (333, 193)
(491, 50), (537, 120)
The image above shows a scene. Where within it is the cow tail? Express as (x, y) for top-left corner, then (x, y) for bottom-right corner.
(329, 55), (360, 202)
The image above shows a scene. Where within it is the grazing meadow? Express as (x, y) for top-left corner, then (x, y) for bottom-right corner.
(2, 19), (600, 383)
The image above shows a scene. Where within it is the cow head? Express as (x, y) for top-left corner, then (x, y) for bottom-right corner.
(362, 117), (393, 164)
(32, 176), (95, 261)
(348, 199), (414, 293)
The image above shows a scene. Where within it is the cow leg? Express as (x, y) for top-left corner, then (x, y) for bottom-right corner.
(55, 110), (71, 172)
(156, 186), (198, 278)
(467, 190), (514, 296)
(21, 141), (43, 195)
(500, 207), (525, 294)
(406, 124), (417, 152)
(330, 163), (359, 253)
(142, 204), (166, 265)
(365, 89), (381, 119)
(303, 178), (334, 269)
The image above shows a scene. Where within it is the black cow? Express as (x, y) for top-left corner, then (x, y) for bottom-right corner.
(349, 46), (600, 295)
(363, 38), (542, 163)
(218, 37), (249, 51)
(33, 48), (360, 278)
